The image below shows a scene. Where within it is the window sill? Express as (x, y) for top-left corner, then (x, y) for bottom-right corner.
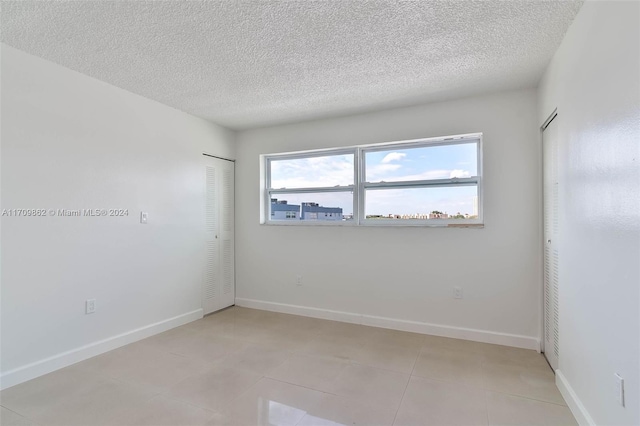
(262, 221), (484, 228)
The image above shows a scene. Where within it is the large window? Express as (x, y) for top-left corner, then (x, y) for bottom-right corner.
(262, 133), (482, 226)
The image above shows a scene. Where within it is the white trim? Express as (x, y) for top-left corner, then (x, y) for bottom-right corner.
(0, 309), (203, 391)
(235, 298), (538, 350)
(538, 108), (557, 355)
(556, 369), (596, 426)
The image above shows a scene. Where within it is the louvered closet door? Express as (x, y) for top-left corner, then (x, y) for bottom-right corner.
(543, 114), (559, 371)
(219, 161), (235, 308)
(203, 156), (235, 315)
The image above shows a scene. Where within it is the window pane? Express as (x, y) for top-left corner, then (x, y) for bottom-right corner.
(365, 143), (477, 183)
(270, 154), (354, 189)
(270, 192), (353, 221)
(365, 186), (478, 220)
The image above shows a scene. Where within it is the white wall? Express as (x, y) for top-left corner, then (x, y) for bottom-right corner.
(0, 45), (235, 388)
(235, 88), (541, 348)
(537, 1), (639, 425)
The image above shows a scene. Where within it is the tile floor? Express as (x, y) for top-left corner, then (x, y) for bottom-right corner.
(0, 307), (577, 426)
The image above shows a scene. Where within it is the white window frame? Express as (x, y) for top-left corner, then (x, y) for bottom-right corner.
(261, 133), (483, 227)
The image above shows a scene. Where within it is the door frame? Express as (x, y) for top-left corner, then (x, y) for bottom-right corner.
(202, 153), (236, 315)
(539, 109), (557, 360)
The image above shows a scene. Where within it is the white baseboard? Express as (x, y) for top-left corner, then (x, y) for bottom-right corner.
(556, 369), (595, 426)
(235, 298), (539, 350)
(0, 309), (203, 391)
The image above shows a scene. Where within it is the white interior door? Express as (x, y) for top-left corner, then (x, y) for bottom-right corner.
(203, 155), (235, 315)
(542, 113), (559, 371)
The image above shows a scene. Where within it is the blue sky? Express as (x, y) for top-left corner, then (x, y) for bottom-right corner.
(270, 142), (478, 217)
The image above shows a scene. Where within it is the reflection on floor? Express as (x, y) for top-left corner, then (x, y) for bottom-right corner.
(0, 306), (577, 425)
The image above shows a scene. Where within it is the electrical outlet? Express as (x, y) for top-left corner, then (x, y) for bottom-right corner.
(296, 275), (303, 286)
(615, 373), (625, 407)
(140, 212), (148, 224)
(85, 299), (96, 314)
(453, 286), (463, 299)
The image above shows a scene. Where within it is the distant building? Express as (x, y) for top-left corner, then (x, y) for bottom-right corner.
(271, 199), (343, 221)
(428, 212), (449, 219)
(400, 213), (429, 219)
(270, 199), (300, 220)
(300, 202), (343, 221)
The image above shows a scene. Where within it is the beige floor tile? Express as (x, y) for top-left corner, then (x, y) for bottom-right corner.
(256, 322), (325, 343)
(196, 318), (276, 344)
(244, 327), (315, 352)
(346, 341), (420, 374)
(109, 394), (217, 426)
(1, 308), (574, 426)
(266, 353), (350, 393)
(193, 313), (314, 351)
(215, 306), (283, 323)
(368, 327), (426, 349)
(272, 313), (327, 333)
(234, 306), (283, 319)
(480, 346), (550, 370)
(70, 341), (147, 374)
(202, 320), (273, 342)
(393, 376), (488, 426)
(203, 306), (252, 321)
(0, 366), (109, 421)
(25, 378), (155, 426)
(218, 377), (326, 426)
(214, 343), (292, 375)
(329, 363), (410, 413)
(412, 345), (485, 388)
(204, 411), (236, 426)
(239, 312), (300, 329)
(298, 393), (396, 426)
(73, 343), (211, 392)
(0, 407), (36, 426)
(299, 334), (358, 360)
(147, 330), (249, 364)
(486, 392), (577, 426)
(140, 323), (198, 343)
(180, 315), (239, 335)
(482, 361), (566, 405)
(166, 365), (261, 412)
(139, 327), (207, 355)
(203, 411), (234, 426)
(422, 334), (481, 351)
(421, 335), (547, 370)
(315, 321), (379, 344)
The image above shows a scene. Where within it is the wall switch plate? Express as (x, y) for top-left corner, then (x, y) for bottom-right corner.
(85, 299), (96, 314)
(140, 212), (148, 224)
(296, 275), (303, 286)
(453, 286), (463, 299)
(615, 373), (625, 407)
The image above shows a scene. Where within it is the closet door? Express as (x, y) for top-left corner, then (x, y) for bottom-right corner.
(203, 156), (235, 315)
(543, 114), (559, 371)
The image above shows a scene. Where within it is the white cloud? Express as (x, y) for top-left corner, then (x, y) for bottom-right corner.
(386, 169), (450, 181)
(270, 155), (354, 189)
(366, 163), (402, 179)
(449, 169), (470, 178)
(381, 152), (406, 163)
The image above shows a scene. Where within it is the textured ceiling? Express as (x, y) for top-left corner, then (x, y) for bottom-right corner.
(1, 1), (583, 130)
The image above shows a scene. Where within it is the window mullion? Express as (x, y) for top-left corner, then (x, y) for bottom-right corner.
(364, 177), (478, 190)
(354, 147), (362, 225)
(268, 186), (355, 194)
